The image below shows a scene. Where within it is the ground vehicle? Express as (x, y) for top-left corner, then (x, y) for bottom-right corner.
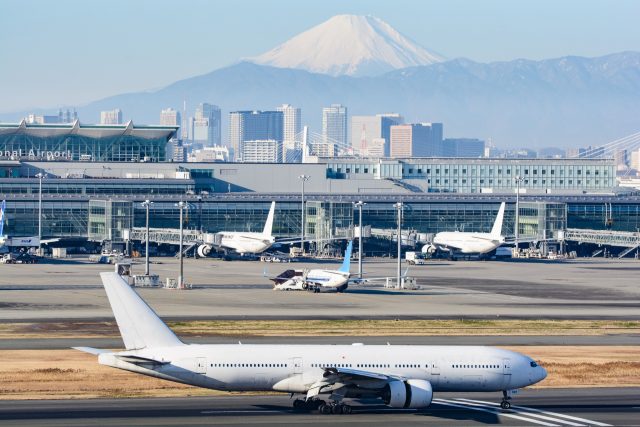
(405, 251), (427, 265)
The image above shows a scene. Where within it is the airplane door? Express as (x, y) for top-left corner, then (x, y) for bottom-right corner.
(290, 357), (303, 374)
(430, 361), (440, 385)
(502, 358), (512, 388)
(195, 357), (207, 374)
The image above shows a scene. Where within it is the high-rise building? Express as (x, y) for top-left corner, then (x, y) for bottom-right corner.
(100, 109), (123, 125)
(229, 110), (284, 162)
(241, 139), (281, 163)
(322, 104), (347, 157)
(630, 149), (640, 171)
(160, 108), (182, 139)
(389, 123), (443, 158)
(614, 149), (628, 171)
(276, 104), (302, 160)
(351, 113), (403, 157)
(442, 138), (485, 158)
(193, 103), (221, 147)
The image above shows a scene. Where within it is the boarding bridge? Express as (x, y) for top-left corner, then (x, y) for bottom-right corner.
(560, 228), (640, 258)
(123, 227), (219, 246)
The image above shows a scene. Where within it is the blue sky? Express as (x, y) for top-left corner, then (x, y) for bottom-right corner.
(1, 0), (639, 113)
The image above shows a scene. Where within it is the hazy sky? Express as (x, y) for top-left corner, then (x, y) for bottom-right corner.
(1, 0), (639, 113)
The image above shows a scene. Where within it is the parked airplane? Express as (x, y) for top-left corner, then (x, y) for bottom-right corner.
(76, 272), (547, 414)
(270, 240), (353, 292)
(426, 202), (506, 255)
(197, 201), (277, 257)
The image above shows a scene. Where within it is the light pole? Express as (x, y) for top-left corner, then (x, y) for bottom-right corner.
(35, 172), (45, 256)
(298, 174), (310, 253)
(394, 202), (403, 289)
(354, 201), (366, 278)
(514, 175), (524, 255)
(176, 201), (187, 289)
(141, 200), (153, 276)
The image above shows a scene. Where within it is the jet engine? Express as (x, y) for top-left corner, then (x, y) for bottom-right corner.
(421, 244), (437, 254)
(197, 244), (212, 258)
(384, 379), (433, 409)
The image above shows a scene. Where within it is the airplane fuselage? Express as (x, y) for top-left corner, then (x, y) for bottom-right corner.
(219, 232), (275, 255)
(432, 232), (503, 254)
(99, 344), (545, 394)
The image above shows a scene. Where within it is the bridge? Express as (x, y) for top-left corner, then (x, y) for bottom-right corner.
(561, 228), (640, 258)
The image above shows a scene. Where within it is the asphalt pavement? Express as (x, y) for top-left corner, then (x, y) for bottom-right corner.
(0, 388), (636, 426)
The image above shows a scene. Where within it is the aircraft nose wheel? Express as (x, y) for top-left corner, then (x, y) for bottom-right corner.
(500, 400), (511, 410)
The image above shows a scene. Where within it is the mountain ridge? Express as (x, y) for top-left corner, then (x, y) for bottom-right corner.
(2, 51), (639, 149)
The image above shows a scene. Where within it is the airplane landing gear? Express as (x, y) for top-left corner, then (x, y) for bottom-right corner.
(292, 398), (325, 412)
(501, 390), (512, 410)
(317, 402), (352, 415)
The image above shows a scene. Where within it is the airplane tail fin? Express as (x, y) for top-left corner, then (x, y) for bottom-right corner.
(490, 202), (506, 238)
(338, 240), (354, 273)
(262, 201), (276, 236)
(0, 200), (5, 236)
(100, 272), (182, 350)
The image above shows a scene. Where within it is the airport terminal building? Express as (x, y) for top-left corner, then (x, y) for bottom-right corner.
(0, 121), (638, 254)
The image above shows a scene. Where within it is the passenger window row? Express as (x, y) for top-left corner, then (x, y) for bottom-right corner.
(210, 363), (288, 368)
(452, 364), (501, 369)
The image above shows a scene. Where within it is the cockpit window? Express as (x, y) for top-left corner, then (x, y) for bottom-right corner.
(530, 361), (538, 367)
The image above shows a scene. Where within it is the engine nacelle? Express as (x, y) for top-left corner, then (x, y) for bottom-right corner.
(197, 244), (212, 258)
(384, 379), (433, 409)
(421, 244), (437, 254)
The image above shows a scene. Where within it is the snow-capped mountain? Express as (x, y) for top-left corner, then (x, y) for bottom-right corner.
(250, 14), (444, 77)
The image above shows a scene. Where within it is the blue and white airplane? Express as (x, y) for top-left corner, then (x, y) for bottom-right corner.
(76, 272), (547, 415)
(271, 241), (354, 292)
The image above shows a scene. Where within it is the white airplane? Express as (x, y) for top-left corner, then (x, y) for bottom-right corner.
(426, 202), (506, 255)
(76, 272), (547, 414)
(271, 241), (353, 293)
(197, 201), (277, 257)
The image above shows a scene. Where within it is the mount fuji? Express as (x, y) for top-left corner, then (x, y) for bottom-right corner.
(249, 15), (444, 77)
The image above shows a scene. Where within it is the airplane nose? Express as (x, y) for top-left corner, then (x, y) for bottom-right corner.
(539, 366), (548, 382)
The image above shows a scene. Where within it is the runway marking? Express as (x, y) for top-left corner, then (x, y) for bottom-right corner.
(456, 398), (612, 427)
(200, 410), (283, 414)
(448, 399), (585, 426)
(433, 398), (560, 426)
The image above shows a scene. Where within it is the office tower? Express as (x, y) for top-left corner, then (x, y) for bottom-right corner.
(100, 109), (123, 125)
(389, 123), (443, 158)
(160, 108), (182, 139)
(321, 104), (347, 157)
(630, 149), (640, 171)
(442, 138), (485, 157)
(614, 149), (628, 171)
(193, 103), (221, 147)
(241, 139), (281, 163)
(276, 104), (302, 160)
(351, 113), (403, 157)
(229, 110), (284, 162)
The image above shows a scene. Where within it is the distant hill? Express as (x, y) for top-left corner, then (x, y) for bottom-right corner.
(15, 51), (634, 149)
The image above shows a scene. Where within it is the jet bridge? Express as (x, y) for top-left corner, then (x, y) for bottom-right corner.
(123, 227), (219, 246)
(561, 228), (640, 258)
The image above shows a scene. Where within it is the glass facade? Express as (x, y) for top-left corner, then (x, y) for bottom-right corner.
(2, 197), (639, 242)
(326, 158), (616, 193)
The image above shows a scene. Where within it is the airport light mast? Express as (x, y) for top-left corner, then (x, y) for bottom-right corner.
(394, 202), (403, 289)
(176, 201), (187, 289)
(515, 176), (524, 254)
(354, 201), (366, 278)
(141, 200), (153, 276)
(35, 172), (45, 256)
(298, 174), (310, 253)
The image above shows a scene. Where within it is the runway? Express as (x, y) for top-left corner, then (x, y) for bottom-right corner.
(0, 388), (635, 426)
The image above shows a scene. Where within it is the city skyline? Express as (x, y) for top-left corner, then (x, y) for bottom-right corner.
(1, 0), (639, 113)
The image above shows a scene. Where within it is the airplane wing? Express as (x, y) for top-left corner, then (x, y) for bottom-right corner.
(41, 238), (60, 245)
(306, 366), (402, 399)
